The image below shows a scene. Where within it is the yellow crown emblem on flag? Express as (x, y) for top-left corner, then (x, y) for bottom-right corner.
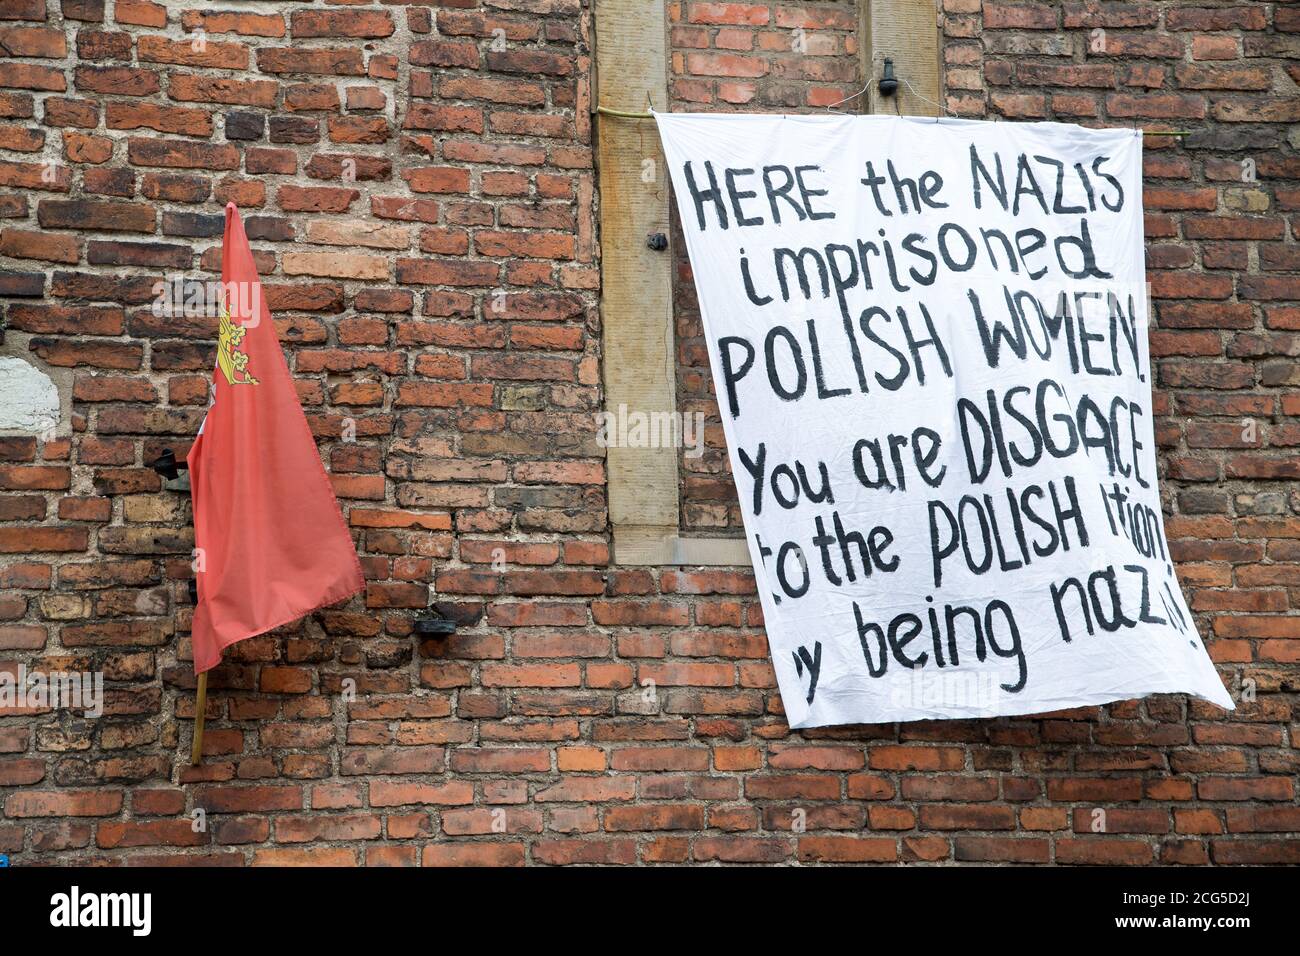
(217, 309), (258, 386)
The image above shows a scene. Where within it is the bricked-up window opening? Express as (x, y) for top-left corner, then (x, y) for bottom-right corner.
(665, 0), (936, 535)
(600, 0), (939, 562)
(596, 0), (753, 565)
(670, 3), (867, 534)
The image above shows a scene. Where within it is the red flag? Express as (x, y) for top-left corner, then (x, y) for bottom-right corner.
(187, 204), (365, 674)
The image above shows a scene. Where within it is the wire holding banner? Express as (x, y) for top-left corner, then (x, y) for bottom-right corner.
(596, 91), (656, 119)
(597, 105), (655, 119)
(593, 74), (1195, 137)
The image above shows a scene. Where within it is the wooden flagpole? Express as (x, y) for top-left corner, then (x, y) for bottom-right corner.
(190, 672), (208, 765)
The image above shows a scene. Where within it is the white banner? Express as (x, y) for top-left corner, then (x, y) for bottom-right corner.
(656, 114), (1233, 728)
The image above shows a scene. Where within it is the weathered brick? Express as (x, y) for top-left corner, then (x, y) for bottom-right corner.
(0, 0), (1287, 873)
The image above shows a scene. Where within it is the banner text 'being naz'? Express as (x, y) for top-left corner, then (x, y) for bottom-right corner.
(657, 114), (1234, 728)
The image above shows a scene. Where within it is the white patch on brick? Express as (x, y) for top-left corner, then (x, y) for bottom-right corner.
(0, 355), (60, 433)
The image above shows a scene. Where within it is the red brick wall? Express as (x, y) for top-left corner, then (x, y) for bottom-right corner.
(0, 0), (1296, 866)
